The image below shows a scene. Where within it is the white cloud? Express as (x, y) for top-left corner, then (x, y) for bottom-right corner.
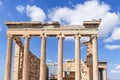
(48, 1), (120, 37)
(111, 70), (120, 74)
(116, 65), (120, 69)
(105, 44), (120, 50)
(15, 1), (120, 43)
(16, 5), (25, 13)
(26, 5), (46, 22)
(104, 27), (120, 42)
(111, 65), (120, 74)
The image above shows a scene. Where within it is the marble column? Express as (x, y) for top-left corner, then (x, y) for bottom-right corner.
(40, 35), (47, 80)
(57, 34), (64, 80)
(22, 35), (30, 80)
(4, 35), (13, 80)
(92, 35), (98, 80)
(103, 68), (107, 80)
(75, 34), (81, 80)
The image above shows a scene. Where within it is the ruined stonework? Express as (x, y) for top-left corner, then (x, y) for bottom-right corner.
(4, 20), (107, 80)
(29, 52), (40, 80)
(13, 43), (40, 80)
(62, 59), (107, 80)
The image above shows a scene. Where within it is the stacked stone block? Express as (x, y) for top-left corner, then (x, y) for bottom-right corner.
(13, 44), (40, 80)
(29, 52), (40, 80)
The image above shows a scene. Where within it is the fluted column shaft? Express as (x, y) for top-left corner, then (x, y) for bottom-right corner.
(40, 35), (47, 80)
(92, 35), (98, 80)
(103, 68), (107, 80)
(75, 34), (81, 80)
(4, 35), (13, 80)
(22, 35), (30, 80)
(58, 35), (64, 80)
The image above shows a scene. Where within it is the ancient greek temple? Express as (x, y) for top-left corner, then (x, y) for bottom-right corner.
(4, 20), (107, 80)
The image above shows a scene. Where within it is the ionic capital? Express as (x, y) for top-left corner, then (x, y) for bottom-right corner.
(40, 33), (47, 38)
(91, 35), (98, 38)
(23, 34), (30, 39)
(56, 33), (65, 39)
(74, 33), (81, 39)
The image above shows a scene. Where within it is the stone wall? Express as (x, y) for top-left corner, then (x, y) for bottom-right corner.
(29, 52), (40, 80)
(13, 44), (40, 80)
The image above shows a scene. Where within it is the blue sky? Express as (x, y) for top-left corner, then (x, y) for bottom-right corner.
(0, 0), (120, 80)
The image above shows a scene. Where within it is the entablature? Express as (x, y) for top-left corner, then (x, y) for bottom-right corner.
(5, 20), (101, 37)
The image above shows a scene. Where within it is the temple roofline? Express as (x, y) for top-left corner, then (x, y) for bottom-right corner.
(5, 21), (60, 26)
